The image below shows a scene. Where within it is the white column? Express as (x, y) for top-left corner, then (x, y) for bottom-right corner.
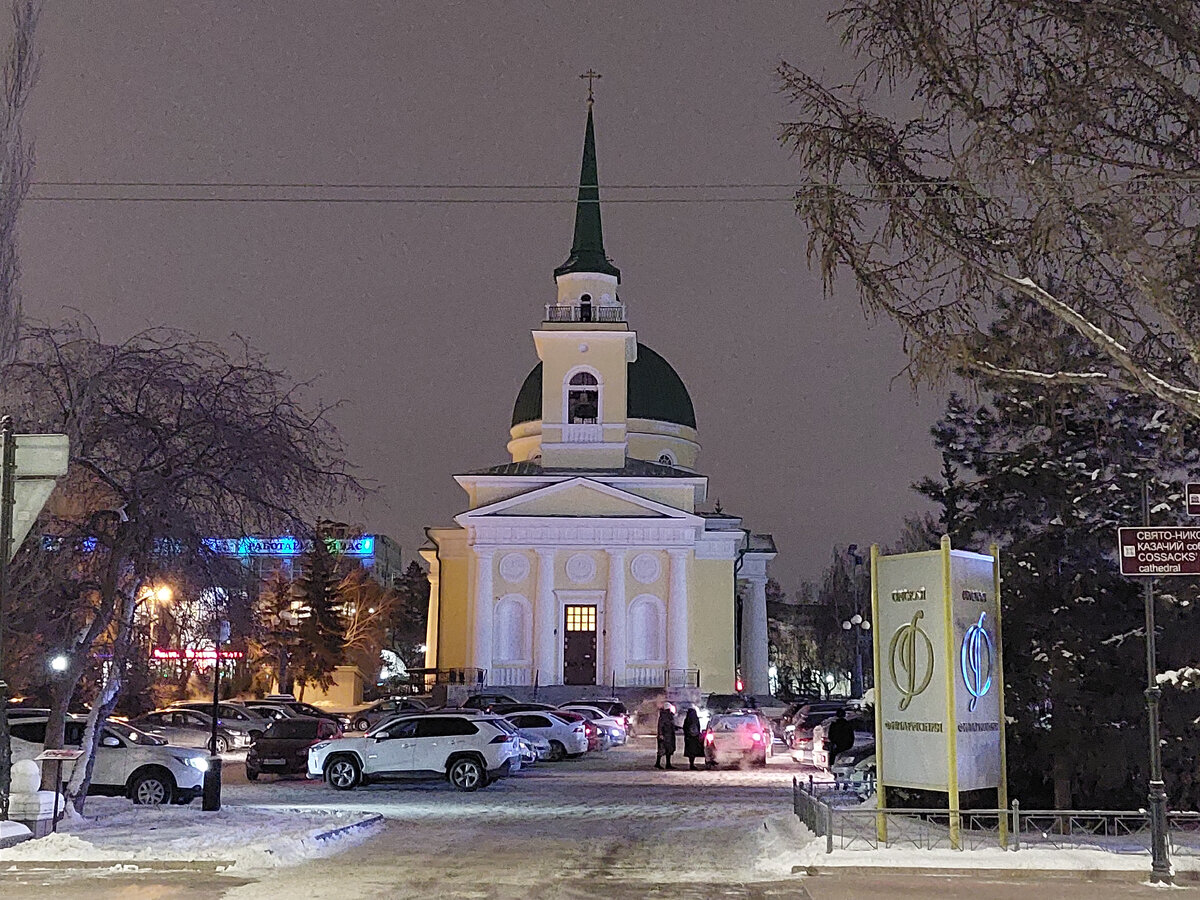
(741, 573), (770, 697)
(666, 548), (690, 673)
(473, 549), (495, 677)
(533, 549), (557, 685)
(605, 549), (627, 687)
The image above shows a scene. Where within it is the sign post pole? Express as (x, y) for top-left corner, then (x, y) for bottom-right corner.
(1142, 481), (1173, 885)
(0, 416), (16, 821)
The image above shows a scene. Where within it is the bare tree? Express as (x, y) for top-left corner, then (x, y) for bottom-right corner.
(779, 1), (1200, 414)
(0, 0), (39, 363)
(1, 320), (362, 809)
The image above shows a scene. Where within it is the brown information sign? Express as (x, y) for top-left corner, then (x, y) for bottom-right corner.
(1188, 484), (1200, 517)
(1118, 527), (1200, 575)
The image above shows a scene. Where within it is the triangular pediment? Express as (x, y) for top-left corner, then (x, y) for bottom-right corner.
(458, 477), (697, 524)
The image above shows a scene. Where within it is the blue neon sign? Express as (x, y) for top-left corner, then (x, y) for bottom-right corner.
(960, 611), (994, 712)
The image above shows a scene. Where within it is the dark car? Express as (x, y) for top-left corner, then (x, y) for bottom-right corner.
(350, 697), (428, 732)
(246, 716), (342, 780)
(242, 699), (351, 730)
(462, 693), (519, 712)
(785, 702), (849, 763)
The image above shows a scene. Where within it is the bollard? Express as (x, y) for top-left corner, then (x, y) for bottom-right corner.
(1011, 799), (1020, 851)
(201, 756), (222, 811)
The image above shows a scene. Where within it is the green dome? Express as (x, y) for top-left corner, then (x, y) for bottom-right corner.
(511, 343), (697, 429)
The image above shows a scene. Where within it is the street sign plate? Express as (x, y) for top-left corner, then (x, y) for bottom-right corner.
(1188, 484), (1200, 517)
(34, 749), (84, 762)
(1118, 527), (1200, 575)
(7, 433), (69, 561)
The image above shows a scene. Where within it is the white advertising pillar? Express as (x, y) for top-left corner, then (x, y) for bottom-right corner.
(533, 549), (557, 685)
(605, 550), (627, 687)
(666, 548), (689, 673)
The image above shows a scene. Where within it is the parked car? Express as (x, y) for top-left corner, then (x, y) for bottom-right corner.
(131, 708), (253, 753)
(240, 703), (297, 723)
(308, 712), (521, 792)
(350, 697), (429, 732)
(550, 710), (604, 751)
(558, 704), (627, 744)
(490, 702), (559, 715)
(242, 699), (351, 730)
(563, 697), (630, 733)
(703, 711), (773, 768)
(785, 701), (848, 763)
(9, 715), (208, 805)
(811, 713), (874, 771)
(829, 743), (876, 785)
(168, 701), (272, 738)
(505, 711), (588, 760)
(462, 693), (519, 712)
(246, 716), (341, 780)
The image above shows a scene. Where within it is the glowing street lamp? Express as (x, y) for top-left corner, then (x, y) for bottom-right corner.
(49, 654), (69, 673)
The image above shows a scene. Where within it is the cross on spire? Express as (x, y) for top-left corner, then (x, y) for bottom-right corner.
(580, 69), (601, 105)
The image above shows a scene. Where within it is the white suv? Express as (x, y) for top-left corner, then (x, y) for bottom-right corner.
(9, 715), (210, 805)
(308, 712), (520, 792)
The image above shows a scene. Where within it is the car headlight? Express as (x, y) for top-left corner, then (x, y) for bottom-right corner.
(186, 757), (210, 772)
(310, 741), (331, 754)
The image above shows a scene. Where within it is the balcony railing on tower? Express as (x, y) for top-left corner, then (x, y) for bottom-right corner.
(544, 305), (625, 324)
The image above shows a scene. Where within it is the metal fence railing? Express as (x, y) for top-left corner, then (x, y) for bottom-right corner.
(791, 777), (1200, 856)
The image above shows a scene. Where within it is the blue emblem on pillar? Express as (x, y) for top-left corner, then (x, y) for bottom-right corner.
(960, 611), (994, 712)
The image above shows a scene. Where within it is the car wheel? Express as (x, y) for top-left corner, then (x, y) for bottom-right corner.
(755, 752), (768, 768)
(448, 757), (484, 791)
(131, 770), (174, 806)
(211, 735), (229, 754)
(354, 718), (370, 732)
(246, 767), (259, 781)
(548, 741), (566, 762)
(325, 756), (361, 791)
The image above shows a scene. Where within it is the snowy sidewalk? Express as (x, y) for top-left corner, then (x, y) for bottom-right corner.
(0, 800), (383, 871)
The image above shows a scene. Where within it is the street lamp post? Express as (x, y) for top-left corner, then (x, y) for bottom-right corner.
(841, 614), (871, 699)
(843, 546), (870, 699)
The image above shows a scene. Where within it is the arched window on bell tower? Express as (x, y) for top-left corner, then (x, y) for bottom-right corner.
(566, 370), (600, 424)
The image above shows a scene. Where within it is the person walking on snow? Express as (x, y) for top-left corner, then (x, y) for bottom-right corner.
(655, 705), (677, 769)
(682, 707), (703, 769)
(826, 708), (855, 769)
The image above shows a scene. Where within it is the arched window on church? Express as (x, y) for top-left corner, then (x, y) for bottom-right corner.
(627, 595), (666, 663)
(493, 595), (531, 663)
(567, 371), (599, 424)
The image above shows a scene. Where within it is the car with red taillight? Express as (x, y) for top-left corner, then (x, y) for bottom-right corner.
(246, 716), (342, 780)
(703, 712), (774, 768)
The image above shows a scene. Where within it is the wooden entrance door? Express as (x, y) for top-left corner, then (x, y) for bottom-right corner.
(563, 605), (597, 685)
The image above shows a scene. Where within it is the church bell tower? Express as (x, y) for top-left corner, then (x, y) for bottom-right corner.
(534, 86), (637, 469)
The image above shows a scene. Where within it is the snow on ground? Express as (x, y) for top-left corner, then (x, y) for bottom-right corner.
(0, 802), (382, 869)
(5, 736), (1198, 892)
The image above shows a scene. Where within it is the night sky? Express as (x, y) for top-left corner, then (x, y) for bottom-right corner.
(19, 2), (942, 592)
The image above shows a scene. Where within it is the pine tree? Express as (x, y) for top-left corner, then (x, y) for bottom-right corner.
(387, 561), (429, 669)
(290, 539), (345, 698)
(916, 300), (1200, 808)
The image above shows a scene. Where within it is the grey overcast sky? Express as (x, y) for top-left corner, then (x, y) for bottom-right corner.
(18, 1), (941, 592)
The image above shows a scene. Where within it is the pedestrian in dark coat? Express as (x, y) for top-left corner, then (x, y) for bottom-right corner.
(654, 706), (677, 769)
(682, 707), (703, 769)
(826, 708), (855, 769)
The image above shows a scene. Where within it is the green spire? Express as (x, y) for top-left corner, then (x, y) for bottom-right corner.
(554, 104), (620, 281)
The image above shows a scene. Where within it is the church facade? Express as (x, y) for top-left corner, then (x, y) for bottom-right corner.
(422, 100), (775, 694)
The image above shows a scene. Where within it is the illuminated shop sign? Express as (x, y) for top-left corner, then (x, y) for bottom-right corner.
(152, 648), (245, 661)
(202, 536), (376, 558)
